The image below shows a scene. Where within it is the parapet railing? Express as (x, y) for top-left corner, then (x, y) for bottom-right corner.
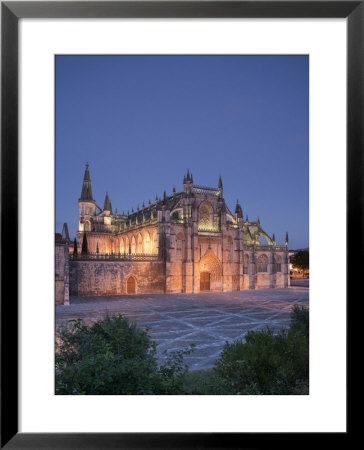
(72, 253), (160, 261)
(198, 226), (221, 233)
(244, 245), (287, 251)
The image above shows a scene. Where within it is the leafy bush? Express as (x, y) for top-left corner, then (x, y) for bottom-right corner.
(182, 368), (234, 395)
(56, 314), (192, 395)
(290, 304), (309, 338)
(214, 325), (309, 395)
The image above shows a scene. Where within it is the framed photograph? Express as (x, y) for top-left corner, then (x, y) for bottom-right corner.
(2, 1), (358, 447)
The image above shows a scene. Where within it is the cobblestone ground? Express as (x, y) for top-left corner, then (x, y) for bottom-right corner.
(56, 286), (309, 370)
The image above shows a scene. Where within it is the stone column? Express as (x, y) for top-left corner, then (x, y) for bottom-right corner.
(249, 250), (256, 289)
(283, 250), (289, 287)
(269, 250), (276, 288)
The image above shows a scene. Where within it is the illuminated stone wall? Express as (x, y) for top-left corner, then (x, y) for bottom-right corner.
(69, 260), (165, 296)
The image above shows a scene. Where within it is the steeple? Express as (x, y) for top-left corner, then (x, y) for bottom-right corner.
(61, 223), (70, 243)
(217, 175), (223, 198)
(103, 192), (112, 213)
(80, 163), (94, 202)
(285, 232), (289, 246)
(235, 200), (243, 219)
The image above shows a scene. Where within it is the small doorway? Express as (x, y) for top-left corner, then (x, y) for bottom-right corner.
(200, 272), (210, 291)
(127, 276), (136, 294)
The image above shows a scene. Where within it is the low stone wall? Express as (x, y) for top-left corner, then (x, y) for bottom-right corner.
(55, 280), (65, 305)
(70, 260), (165, 296)
(55, 243), (69, 305)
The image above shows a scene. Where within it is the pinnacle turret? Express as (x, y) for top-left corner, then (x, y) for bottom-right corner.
(103, 192), (112, 213)
(80, 163), (94, 202)
(235, 200), (243, 219)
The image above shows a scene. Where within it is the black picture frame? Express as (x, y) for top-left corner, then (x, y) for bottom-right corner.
(1, 1), (358, 448)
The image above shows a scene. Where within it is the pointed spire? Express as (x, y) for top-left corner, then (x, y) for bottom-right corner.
(73, 238), (78, 256)
(173, 185), (176, 193)
(186, 169), (190, 181)
(285, 232), (289, 246)
(257, 216), (260, 225)
(149, 199), (151, 205)
(103, 192), (112, 213)
(190, 173), (193, 184)
(81, 231), (88, 255)
(80, 163), (94, 201)
(62, 223), (70, 242)
(218, 175), (223, 189)
(163, 190), (167, 202)
(235, 200), (243, 219)
(272, 233), (276, 245)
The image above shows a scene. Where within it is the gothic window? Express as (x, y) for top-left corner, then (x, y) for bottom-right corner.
(176, 232), (185, 259)
(275, 255), (282, 273)
(144, 231), (151, 254)
(131, 236), (136, 254)
(198, 202), (213, 231)
(137, 233), (143, 254)
(120, 238), (125, 254)
(257, 254), (268, 273)
(152, 231), (158, 255)
(226, 236), (233, 262)
(84, 220), (91, 232)
(243, 254), (249, 274)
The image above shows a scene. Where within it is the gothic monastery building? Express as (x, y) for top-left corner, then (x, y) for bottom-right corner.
(55, 164), (290, 304)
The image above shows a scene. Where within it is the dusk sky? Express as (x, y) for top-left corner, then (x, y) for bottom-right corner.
(56, 55), (308, 249)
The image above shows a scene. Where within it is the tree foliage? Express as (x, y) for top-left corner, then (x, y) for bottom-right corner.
(56, 314), (192, 395)
(214, 306), (309, 395)
(73, 238), (78, 256)
(290, 304), (309, 338)
(81, 231), (88, 255)
(290, 250), (309, 271)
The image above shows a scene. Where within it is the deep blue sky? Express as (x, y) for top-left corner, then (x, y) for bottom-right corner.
(56, 55), (308, 249)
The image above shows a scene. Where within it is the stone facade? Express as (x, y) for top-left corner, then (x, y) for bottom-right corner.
(69, 260), (165, 296)
(55, 165), (290, 303)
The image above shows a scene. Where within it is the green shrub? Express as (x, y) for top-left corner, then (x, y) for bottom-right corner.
(182, 368), (234, 395)
(215, 326), (309, 395)
(290, 304), (309, 338)
(56, 314), (192, 395)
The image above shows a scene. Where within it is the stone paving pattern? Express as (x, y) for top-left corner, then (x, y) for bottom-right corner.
(56, 283), (309, 371)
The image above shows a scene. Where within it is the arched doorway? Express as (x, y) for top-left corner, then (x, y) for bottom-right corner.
(199, 250), (222, 291)
(126, 276), (136, 294)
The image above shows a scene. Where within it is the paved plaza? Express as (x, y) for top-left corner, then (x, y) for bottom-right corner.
(56, 284), (309, 370)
